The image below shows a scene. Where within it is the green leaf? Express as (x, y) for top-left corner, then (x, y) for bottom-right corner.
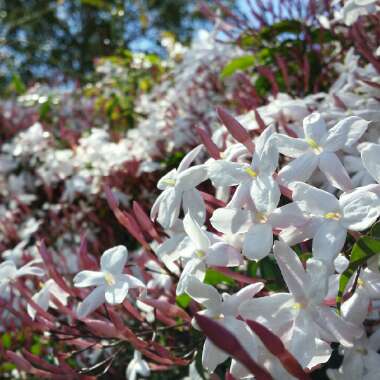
(1, 333), (12, 349)
(259, 256), (284, 291)
(176, 294), (191, 308)
(221, 55), (255, 78)
(204, 268), (235, 286)
(337, 236), (380, 309)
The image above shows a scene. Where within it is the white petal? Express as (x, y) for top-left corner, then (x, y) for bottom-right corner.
(73, 270), (105, 288)
(269, 203), (306, 229)
(292, 182), (339, 216)
(275, 134), (309, 158)
(183, 213), (210, 251)
(239, 293), (295, 331)
(77, 286), (106, 318)
(316, 306), (363, 346)
(202, 338), (229, 373)
(277, 151), (318, 185)
(182, 189), (206, 226)
(210, 207), (251, 234)
(243, 223), (273, 261)
(157, 188), (181, 228)
(303, 112), (327, 144)
(222, 282), (264, 316)
(319, 152), (352, 191)
(251, 175), (281, 214)
(122, 274), (145, 289)
(341, 287), (370, 326)
(207, 160), (247, 187)
(312, 221), (347, 264)
(206, 242), (243, 267)
(273, 241), (307, 301)
(177, 145), (203, 173)
(283, 310), (317, 368)
(323, 116), (368, 152)
(176, 165), (208, 190)
(176, 259), (206, 295)
(27, 287), (50, 320)
(341, 190), (380, 230)
(184, 276), (222, 311)
(100, 245), (128, 274)
(105, 279), (129, 304)
(361, 143), (380, 183)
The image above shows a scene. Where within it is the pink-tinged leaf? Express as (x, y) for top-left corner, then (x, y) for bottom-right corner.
(200, 191), (226, 208)
(77, 235), (98, 270)
(226, 372), (237, 380)
(14, 281), (55, 323)
(85, 319), (120, 338)
(332, 94), (347, 110)
(257, 67), (279, 96)
(245, 319), (311, 380)
(145, 342), (189, 366)
(212, 267), (265, 284)
(275, 55), (290, 92)
(141, 298), (191, 322)
(21, 349), (63, 374)
(156, 309), (177, 326)
(38, 241), (77, 297)
(217, 107), (254, 153)
(196, 127), (221, 159)
(195, 314), (273, 380)
(5, 351), (32, 371)
(133, 201), (161, 242)
(104, 184), (119, 211)
(123, 299), (144, 321)
(254, 110), (266, 132)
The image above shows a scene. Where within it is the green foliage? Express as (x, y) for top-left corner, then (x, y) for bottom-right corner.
(204, 268), (235, 286)
(259, 256), (285, 291)
(221, 55), (256, 78)
(337, 224), (380, 309)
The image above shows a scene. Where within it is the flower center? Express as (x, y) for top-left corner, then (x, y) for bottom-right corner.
(195, 250), (205, 258)
(292, 302), (305, 310)
(324, 212), (341, 221)
(104, 272), (116, 286)
(162, 178), (176, 186)
(256, 212), (268, 224)
(245, 167), (258, 178)
(357, 278), (365, 287)
(306, 138), (323, 154)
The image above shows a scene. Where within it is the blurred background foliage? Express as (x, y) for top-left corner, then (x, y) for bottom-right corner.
(0, 0), (222, 89)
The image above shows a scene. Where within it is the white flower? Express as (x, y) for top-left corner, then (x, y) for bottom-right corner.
(327, 331), (380, 380)
(125, 351), (150, 380)
(292, 182), (380, 263)
(151, 145), (207, 228)
(210, 200), (305, 261)
(0, 260), (44, 292)
(185, 276), (263, 376)
(361, 143), (380, 185)
(73, 246), (145, 318)
(240, 241), (363, 369)
(276, 113), (368, 190)
(207, 126), (279, 209)
(342, 0), (379, 26)
(27, 279), (69, 320)
(175, 213), (242, 295)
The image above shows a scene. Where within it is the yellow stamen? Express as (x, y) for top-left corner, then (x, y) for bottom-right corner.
(162, 178), (176, 186)
(245, 167), (258, 178)
(104, 272), (116, 286)
(306, 138), (323, 154)
(256, 212), (268, 224)
(292, 302), (304, 310)
(357, 278), (365, 287)
(195, 250), (205, 258)
(324, 212), (341, 221)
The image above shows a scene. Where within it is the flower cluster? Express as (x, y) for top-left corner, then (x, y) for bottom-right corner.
(1, 1), (380, 379)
